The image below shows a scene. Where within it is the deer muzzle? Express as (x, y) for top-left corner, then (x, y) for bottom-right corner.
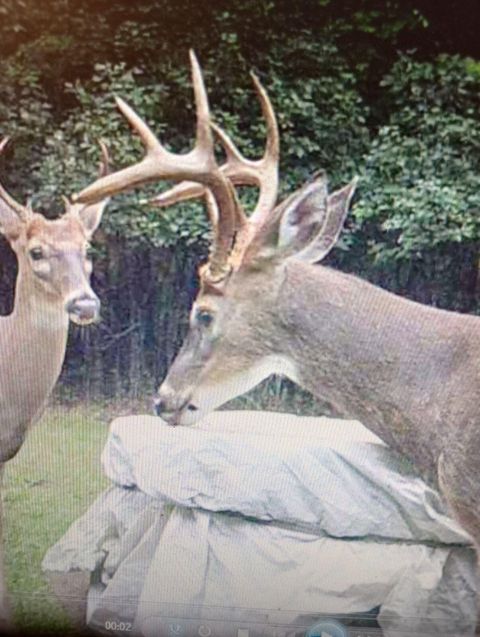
(153, 384), (199, 426)
(66, 294), (100, 325)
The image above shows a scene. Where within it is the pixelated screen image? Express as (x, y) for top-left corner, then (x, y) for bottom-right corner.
(0, 2), (479, 636)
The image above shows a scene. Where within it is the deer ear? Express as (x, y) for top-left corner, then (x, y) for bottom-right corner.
(293, 177), (358, 264)
(244, 175), (356, 268)
(0, 199), (24, 241)
(245, 175), (329, 265)
(0, 139), (27, 240)
(77, 199), (109, 239)
(276, 174), (329, 253)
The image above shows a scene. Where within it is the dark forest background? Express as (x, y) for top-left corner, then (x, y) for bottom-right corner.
(0, 0), (480, 407)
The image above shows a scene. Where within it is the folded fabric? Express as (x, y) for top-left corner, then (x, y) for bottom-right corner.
(102, 412), (470, 544)
(42, 411), (478, 637)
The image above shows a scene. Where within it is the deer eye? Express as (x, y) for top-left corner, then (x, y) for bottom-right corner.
(195, 309), (214, 328)
(29, 247), (44, 261)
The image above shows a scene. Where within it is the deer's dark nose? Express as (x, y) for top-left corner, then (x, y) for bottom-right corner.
(66, 295), (100, 324)
(153, 388), (197, 423)
(153, 398), (166, 417)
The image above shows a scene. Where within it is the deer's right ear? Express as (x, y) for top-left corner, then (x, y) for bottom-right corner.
(0, 138), (25, 239)
(0, 197), (24, 240)
(247, 175), (357, 267)
(77, 199), (109, 239)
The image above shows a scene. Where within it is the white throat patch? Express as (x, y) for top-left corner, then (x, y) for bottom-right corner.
(190, 353), (300, 418)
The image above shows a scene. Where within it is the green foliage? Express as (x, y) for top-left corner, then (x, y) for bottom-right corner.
(1, 1), (480, 392)
(31, 39), (369, 247)
(382, 54), (480, 120)
(0, 55), (53, 198)
(352, 55), (480, 265)
(265, 39), (370, 190)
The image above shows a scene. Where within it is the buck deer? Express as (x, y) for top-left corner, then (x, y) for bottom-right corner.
(0, 138), (109, 629)
(74, 52), (480, 623)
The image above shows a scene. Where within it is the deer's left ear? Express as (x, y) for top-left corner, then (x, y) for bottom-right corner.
(276, 174), (329, 254)
(292, 177), (358, 264)
(77, 199), (109, 239)
(246, 175), (330, 264)
(244, 175), (357, 267)
(0, 198), (24, 240)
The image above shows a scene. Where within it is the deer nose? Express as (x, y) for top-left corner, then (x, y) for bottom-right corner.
(66, 295), (100, 324)
(153, 384), (177, 417)
(153, 385), (198, 422)
(153, 396), (199, 418)
(152, 394), (179, 417)
(153, 398), (166, 417)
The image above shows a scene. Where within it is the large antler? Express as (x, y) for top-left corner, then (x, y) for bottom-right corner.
(150, 72), (279, 220)
(74, 51), (239, 281)
(0, 137), (32, 221)
(149, 72), (280, 265)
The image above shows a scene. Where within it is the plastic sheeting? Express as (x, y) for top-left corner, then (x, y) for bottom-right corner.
(42, 411), (479, 637)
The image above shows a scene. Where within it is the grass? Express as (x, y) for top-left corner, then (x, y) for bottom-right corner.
(3, 404), (111, 634)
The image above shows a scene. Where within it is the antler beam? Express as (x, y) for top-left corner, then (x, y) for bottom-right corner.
(74, 51), (239, 281)
(150, 72), (280, 232)
(74, 52), (281, 280)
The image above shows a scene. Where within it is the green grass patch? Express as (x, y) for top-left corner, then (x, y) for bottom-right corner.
(3, 405), (110, 634)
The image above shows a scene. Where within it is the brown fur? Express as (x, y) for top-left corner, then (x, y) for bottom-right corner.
(159, 224), (480, 628)
(0, 202), (105, 630)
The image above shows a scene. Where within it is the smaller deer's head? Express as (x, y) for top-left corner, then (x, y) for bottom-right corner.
(0, 139), (109, 325)
(73, 51), (356, 423)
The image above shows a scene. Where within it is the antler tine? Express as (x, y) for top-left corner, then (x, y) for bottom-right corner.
(0, 137), (31, 221)
(98, 139), (111, 177)
(72, 97), (166, 203)
(188, 50), (240, 279)
(61, 195), (73, 213)
(188, 50), (239, 279)
(251, 73), (279, 163)
(146, 121), (245, 210)
(74, 51), (237, 281)
(196, 74), (279, 226)
(245, 72), (279, 224)
(204, 188), (219, 228)
(149, 72), (279, 230)
(209, 74), (279, 229)
(0, 137), (9, 154)
(145, 52), (215, 209)
(115, 97), (162, 155)
(189, 50), (214, 155)
(144, 180), (204, 208)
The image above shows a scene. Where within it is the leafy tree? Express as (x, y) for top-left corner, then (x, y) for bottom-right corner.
(31, 40), (370, 248)
(1, 1), (480, 395)
(347, 55), (480, 310)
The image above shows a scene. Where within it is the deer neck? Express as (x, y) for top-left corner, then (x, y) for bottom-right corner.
(0, 268), (69, 462)
(275, 261), (480, 481)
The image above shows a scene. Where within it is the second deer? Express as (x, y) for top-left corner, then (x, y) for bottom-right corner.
(0, 139), (109, 630)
